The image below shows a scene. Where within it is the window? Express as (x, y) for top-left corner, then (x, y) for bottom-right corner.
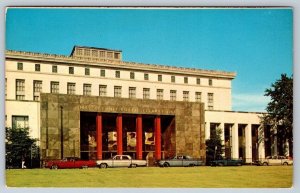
(171, 76), (175, 83)
(100, 69), (105, 77)
(99, 85), (107, 97)
(158, 75), (162, 82)
(85, 68), (90, 76)
(170, 90), (177, 101)
(143, 88), (150, 99)
(67, 83), (76, 95)
(76, 49), (83, 55)
(16, 79), (25, 100)
(69, 67), (74, 74)
(92, 50), (98, 57)
(129, 87), (136, 99)
(99, 51), (105, 58)
(144, 73), (149, 80)
(33, 80), (42, 101)
(52, 65), (57, 73)
(107, 52), (113, 58)
(209, 79), (213, 86)
(84, 49), (90, 56)
(195, 92), (201, 102)
(83, 84), (91, 96)
(17, 62), (23, 70)
(115, 71), (120, 78)
(184, 77), (188, 84)
(208, 93), (214, 110)
(35, 64), (40, 72)
(157, 89), (164, 100)
(183, 91), (189, 101)
(130, 72), (135, 79)
(51, 81), (59, 94)
(114, 86), (122, 98)
(12, 116), (29, 129)
(114, 53), (120, 59)
(197, 78), (201, 85)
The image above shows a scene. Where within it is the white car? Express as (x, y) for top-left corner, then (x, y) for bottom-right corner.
(96, 155), (147, 168)
(255, 155), (293, 166)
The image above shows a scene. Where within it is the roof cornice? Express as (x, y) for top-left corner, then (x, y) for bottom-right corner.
(5, 50), (236, 79)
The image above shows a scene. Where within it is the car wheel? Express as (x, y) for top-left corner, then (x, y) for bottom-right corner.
(99, 163), (107, 169)
(283, 162), (288, 166)
(163, 162), (170, 167)
(237, 162), (242, 166)
(129, 164), (137, 168)
(82, 165), (88, 169)
(263, 162), (268, 166)
(189, 164), (195, 167)
(51, 165), (58, 170)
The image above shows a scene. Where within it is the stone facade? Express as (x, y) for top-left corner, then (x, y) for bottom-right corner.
(40, 93), (205, 160)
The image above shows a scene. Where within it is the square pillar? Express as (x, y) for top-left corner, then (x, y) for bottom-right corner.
(258, 124), (265, 159)
(96, 113), (103, 160)
(136, 115), (143, 160)
(231, 123), (239, 159)
(154, 116), (161, 160)
(205, 122), (210, 140)
(245, 124), (252, 163)
(116, 114), (123, 155)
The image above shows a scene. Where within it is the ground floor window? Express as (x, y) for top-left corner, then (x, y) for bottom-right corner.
(12, 116), (29, 129)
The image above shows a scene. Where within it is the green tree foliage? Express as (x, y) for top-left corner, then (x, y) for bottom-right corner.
(6, 127), (39, 168)
(205, 128), (224, 165)
(263, 74), (293, 156)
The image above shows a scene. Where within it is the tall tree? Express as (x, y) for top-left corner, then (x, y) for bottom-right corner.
(262, 74), (293, 156)
(6, 127), (39, 168)
(206, 128), (224, 165)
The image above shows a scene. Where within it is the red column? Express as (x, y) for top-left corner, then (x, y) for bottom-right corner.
(136, 115), (143, 160)
(96, 113), (102, 160)
(154, 116), (161, 160)
(116, 114), (123, 155)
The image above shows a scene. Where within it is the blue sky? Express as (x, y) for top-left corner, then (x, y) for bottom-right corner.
(5, 8), (293, 112)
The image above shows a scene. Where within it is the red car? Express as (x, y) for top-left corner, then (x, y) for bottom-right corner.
(45, 157), (96, 169)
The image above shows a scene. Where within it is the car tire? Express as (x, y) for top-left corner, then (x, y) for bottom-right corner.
(283, 162), (288, 166)
(189, 164), (195, 167)
(51, 165), (58, 170)
(99, 163), (108, 169)
(82, 165), (88, 169)
(129, 164), (137, 168)
(163, 162), (170, 167)
(263, 162), (268, 166)
(218, 163), (224, 166)
(237, 162), (242, 166)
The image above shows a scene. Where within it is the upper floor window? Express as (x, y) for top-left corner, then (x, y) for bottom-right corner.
(144, 73), (149, 81)
(158, 75), (162, 82)
(92, 50), (98, 57)
(209, 79), (213, 86)
(115, 71), (120, 78)
(85, 68), (90, 76)
(157, 89), (164, 100)
(99, 85), (107, 97)
(129, 87), (136, 99)
(35, 64), (40, 72)
(69, 67), (74, 74)
(76, 49), (83, 55)
(16, 79), (25, 100)
(170, 90), (177, 101)
(197, 78), (201, 85)
(184, 77), (188, 84)
(84, 49), (90, 56)
(130, 72), (135, 80)
(67, 83), (76, 95)
(17, 62), (23, 70)
(208, 93), (214, 104)
(195, 92), (201, 102)
(100, 69), (105, 77)
(52, 65), (57, 73)
(114, 53), (120, 59)
(99, 51), (105, 58)
(107, 52), (113, 58)
(114, 86), (122, 98)
(171, 76), (175, 83)
(83, 84), (91, 96)
(183, 91), (189, 101)
(51, 81), (59, 94)
(12, 116), (29, 129)
(143, 88), (150, 99)
(33, 80), (42, 101)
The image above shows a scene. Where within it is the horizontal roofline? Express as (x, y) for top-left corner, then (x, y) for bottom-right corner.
(5, 49), (236, 79)
(70, 45), (122, 56)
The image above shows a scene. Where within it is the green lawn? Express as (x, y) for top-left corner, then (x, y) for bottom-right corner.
(6, 166), (293, 188)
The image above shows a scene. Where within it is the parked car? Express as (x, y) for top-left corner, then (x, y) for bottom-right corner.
(210, 157), (243, 166)
(96, 155), (147, 168)
(254, 155), (293, 166)
(45, 157), (96, 169)
(157, 155), (204, 167)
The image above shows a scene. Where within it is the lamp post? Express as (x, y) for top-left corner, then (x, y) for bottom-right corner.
(60, 106), (64, 159)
